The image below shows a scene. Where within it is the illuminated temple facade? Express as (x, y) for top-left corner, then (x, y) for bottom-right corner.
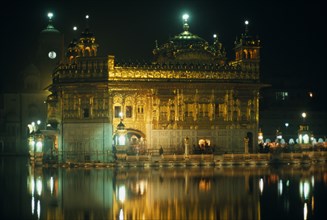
(46, 15), (262, 159)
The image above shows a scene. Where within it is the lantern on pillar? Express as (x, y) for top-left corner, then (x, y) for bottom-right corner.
(114, 119), (128, 156)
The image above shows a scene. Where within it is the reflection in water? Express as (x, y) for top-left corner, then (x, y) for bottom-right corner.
(28, 166), (327, 220)
(304, 202), (308, 220)
(259, 178), (264, 195)
(24, 167), (264, 219)
(1, 157), (327, 220)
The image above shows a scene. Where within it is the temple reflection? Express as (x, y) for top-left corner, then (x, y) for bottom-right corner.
(25, 165), (326, 220)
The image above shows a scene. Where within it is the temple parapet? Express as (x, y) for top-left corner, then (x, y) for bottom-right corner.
(53, 58), (259, 83)
(110, 65), (259, 81)
(53, 57), (108, 83)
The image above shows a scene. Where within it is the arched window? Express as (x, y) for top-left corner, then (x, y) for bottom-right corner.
(243, 49), (248, 59)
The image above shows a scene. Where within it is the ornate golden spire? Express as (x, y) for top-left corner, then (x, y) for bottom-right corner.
(182, 14), (189, 32)
(244, 20), (249, 35)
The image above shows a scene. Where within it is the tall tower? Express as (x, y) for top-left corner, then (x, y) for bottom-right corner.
(35, 12), (64, 89)
(233, 20), (261, 73)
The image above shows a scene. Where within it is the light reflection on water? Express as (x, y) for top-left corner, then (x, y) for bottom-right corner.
(1, 156), (327, 220)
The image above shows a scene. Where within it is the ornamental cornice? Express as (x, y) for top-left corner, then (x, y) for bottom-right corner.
(109, 67), (259, 81)
(51, 57), (260, 84)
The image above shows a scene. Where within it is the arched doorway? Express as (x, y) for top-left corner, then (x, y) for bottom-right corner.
(113, 129), (146, 155)
(194, 138), (212, 154)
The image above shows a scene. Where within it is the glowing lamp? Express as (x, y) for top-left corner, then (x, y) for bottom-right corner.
(48, 12), (53, 20)
(36, 141), (43, 152)
(118, 135), (126, 146)
(302, 112), (306, 119)
(303, 134), (309, 144)
(182, 14), (189, 22)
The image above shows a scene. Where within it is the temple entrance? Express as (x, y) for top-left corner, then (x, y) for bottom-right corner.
(113, 128), (146, 155)
(193, 138), (213, 154)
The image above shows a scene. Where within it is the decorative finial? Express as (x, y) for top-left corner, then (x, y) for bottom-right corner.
(72, 26), (78, 40)
(244, 20), (249, 35)
(213, 33), (219, 44)
(182, 13), (189, 32)
(212, 34), (219, 43)
(85, 14), (90, 29)
(182, 14), (189, 22)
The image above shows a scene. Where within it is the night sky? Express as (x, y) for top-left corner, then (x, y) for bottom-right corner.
(1, 0), (326, 97)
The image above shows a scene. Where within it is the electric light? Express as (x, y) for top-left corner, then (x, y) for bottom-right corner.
(303, 134), (309, 144)
(119, 135), (126, 145)
(213, 34), (217, 38)
(258, 129), (263, 144)
(36, 141), (43, 152)
(86, 15), (89, 19)
(73, 26), (77, 31)
(302, 112), (306, 119)
(182, 14), (189, 22)
(245, 20), (249, 25)
(309, 92), (313, 98)
(47, 12), (53, 20)
(28, 124), (33, 133)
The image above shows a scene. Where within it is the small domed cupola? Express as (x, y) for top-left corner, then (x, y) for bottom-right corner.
(117, 119), (126, 130)
(75, 15), (99, 57)
(234, 20), (260, 61)
(231, 20), (261, 72)
(153, 14), (226, 65)
(41, 12), (60, 34)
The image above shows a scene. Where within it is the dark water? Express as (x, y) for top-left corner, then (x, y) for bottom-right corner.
(1, 156), (326, 220)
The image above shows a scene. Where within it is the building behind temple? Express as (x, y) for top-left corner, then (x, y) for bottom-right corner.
(44, 14), (263, 161)
(0, 13), (64, 154)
